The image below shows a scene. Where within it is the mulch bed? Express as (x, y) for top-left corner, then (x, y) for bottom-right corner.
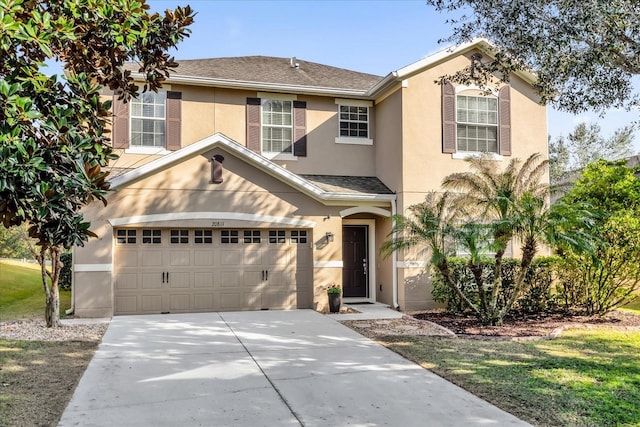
(412, 310), (640, 339)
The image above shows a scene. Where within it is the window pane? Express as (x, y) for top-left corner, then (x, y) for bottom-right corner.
(338, 105), (368, 139)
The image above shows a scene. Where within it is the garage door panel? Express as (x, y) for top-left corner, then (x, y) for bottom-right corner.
(114, 228), (312, 315)
(115, 295), (138, 313)
(115, 249), (138, 267)
(266, 248), (289, 266)
(242, 292), (263, 309)
(142, 273), (162, 289)
(115, 273), (138, 290)
(141, 294), (162, 312)
(141, 250), (163, 267)
(194, 250), (214, 266)
(194, 272), (215, 288)
(243, 248), (263, 265)
(168, 272), (190, 288)
(219, 292), (242, 310)
(192, 293), (215, 310)
(169, 250), (191, 266)
(169, 294), (190, 311)
(267, 271), (291, 288)
(220, 250), (242, 265)
(243, 270), (263, 287)
(220, 270), (241, 287)
(265, 291), (296, 309)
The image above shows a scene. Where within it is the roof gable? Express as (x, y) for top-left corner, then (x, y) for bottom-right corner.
(109, 133), (395, 205)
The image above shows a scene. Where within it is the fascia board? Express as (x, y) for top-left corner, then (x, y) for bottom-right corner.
(108, 133), (395, 205)
(369, 38), (537, 97)
(132, 73), (374, 99)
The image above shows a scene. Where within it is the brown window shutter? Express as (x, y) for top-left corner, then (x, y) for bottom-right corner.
(293, 100), (307, 157)
(112, 94), (130, 149)
(442, 82), (456, 153)
(166, 91), (182, 151)
(246, 98), (261, 154)
(499, 86), (511, 156)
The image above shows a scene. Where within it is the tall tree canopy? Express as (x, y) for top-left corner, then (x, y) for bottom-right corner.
(0, 0), (194, 326)
(428, 0), (640, 113)
(549, 122), (636, 184)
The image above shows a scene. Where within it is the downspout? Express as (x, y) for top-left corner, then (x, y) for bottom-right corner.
(391, 199), (399, 310)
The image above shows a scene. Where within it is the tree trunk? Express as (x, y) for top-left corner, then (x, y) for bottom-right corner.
(39, 246), (63, 328)
(437, 260), (482, 318)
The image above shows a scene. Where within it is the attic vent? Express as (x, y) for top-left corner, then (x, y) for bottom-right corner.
(210, 154), (225, 184)
(290, 56), (299, 69)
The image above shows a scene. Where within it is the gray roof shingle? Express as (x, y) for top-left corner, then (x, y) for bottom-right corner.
(300, 175), (394, 195)
(127, 56), (382, 91)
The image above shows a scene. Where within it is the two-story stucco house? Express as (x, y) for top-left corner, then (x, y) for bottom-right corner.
(71, 39), (547, 317)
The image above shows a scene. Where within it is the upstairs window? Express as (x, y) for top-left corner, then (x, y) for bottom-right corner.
(130, 91), (166, 148)
(456, 95), (498, 153)
(442, 82), (511, 156)
(339, 105), (369, 138)
(262, 99), (293, 155)
(335, 99), (373, 145)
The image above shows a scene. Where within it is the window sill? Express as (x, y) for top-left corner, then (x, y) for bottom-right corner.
(452, 152), (503, 161)
(124, 146), (171, 155)
(263, 152), (298, 161)
(335, 137), (373, 146)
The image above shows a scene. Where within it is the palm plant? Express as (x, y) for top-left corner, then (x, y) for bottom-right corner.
(380, 192), (482, 318)
(443, 153), (595, 324)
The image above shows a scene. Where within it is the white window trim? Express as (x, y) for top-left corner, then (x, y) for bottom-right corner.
(452, 152), (503, 161)
(261, 98), (295, 158)
(124, 146), (171, 155)
(335, 98), (372, 145)
(257, 92), (297, 101)
(454, 87), (500, 156)
(129, 90), (167, 150)
(335, 136), (373, 146)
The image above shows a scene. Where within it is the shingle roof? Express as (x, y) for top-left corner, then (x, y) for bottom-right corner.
(126, 56), (382, 92)
(300, 175), (394, 195)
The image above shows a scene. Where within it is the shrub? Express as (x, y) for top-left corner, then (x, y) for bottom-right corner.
(432, 256), (560, 315)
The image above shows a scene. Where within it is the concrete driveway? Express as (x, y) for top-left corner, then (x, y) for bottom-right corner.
(59, 310), (528, 426)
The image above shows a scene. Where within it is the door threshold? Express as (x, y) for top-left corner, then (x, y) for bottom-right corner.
(343, 298), (374, 304)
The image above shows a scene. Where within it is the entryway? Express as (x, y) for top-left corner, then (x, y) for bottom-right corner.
(342, 225), (369, 298)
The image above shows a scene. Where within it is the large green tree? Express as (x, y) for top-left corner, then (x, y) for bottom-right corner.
(559, 160), (640, 314)
(549, 122), (636, 184)
(427, 0), (640, 113)
(0, 0), (194, 326)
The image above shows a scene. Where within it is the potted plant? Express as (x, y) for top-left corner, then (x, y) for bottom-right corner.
(326, 283), (342, 313)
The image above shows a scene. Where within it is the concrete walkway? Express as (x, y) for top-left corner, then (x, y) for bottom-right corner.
(59, 310), (529, 426)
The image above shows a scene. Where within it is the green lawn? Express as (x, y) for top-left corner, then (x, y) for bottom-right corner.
(620, 297), (640, 314)
(379, 329), (640, 426)
(0, 260), (70, 322)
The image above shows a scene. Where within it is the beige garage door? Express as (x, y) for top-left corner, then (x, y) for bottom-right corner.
(113, 228), (312, 315)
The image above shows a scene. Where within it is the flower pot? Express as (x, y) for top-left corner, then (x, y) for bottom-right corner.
(328, 292), (341, 313)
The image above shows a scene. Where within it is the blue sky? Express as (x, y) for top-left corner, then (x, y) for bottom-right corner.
(143, 0), (637, 149)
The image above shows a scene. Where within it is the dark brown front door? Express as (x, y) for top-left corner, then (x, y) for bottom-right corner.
(342, 225), (368, 298)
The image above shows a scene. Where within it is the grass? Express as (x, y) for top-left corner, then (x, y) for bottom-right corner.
(620, 297), (640, 314)
(0, 260), (71, 322)
(0, 339), (99, 426)
(379, 329), (640, 426)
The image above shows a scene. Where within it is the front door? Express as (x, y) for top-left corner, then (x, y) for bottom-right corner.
(342, 225), (368, 298)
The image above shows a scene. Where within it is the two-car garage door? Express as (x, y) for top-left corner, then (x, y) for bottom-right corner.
(113, 228), (312, 315)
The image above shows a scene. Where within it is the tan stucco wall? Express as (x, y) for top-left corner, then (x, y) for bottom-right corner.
(374, 89), (404, 193)
(77, 147), (391, 315)
(387, 50), (548, 311)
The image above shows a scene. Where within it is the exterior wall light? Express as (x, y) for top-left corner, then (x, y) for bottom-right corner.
(325, 232), (334, 243)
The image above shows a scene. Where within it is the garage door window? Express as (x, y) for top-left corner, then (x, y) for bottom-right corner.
(243, 230), (261, 243)
(291, 230), (307, 244)
(116, 229), (137, 244)
(221, 230), (239, 244)
(170, 229), (189, 244)
(194, 229), (213, 244)
(142, 229), (162, 244)
(269, 230), (286, 244)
